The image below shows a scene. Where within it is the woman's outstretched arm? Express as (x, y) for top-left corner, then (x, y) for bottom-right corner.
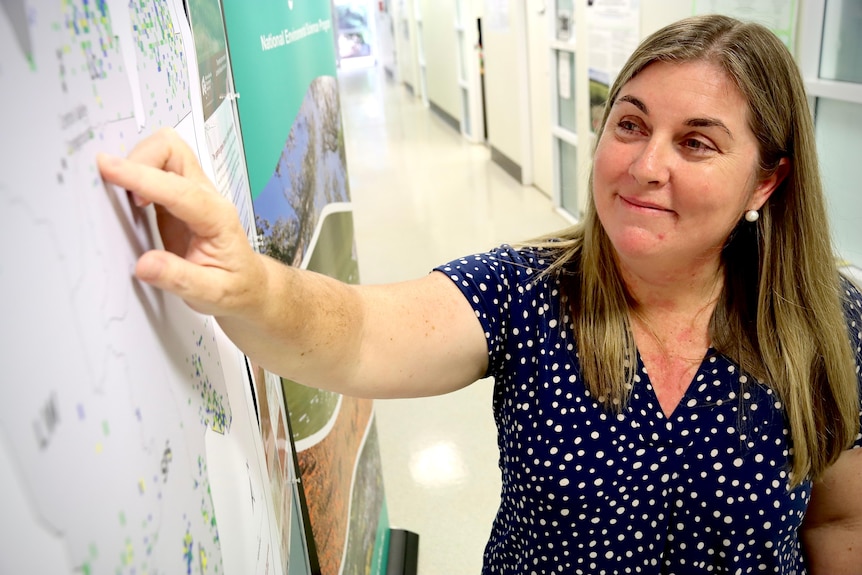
(802, 448), (862, 574)
(98, 128), (488, 398)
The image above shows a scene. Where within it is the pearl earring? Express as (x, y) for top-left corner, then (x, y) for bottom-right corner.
(744, 210), (760, 223)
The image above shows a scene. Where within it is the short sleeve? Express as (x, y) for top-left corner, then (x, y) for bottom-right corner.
(433, 245), (552, 379)
(840, 274), (862, 449)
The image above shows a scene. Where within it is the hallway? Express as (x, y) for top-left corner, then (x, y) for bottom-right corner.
(337, 63), (572, 574)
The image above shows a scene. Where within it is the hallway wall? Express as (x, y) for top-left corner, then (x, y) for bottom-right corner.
(421, 0), (460, 122)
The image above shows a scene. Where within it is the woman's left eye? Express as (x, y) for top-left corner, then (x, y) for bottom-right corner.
(682, 138), (714, 152)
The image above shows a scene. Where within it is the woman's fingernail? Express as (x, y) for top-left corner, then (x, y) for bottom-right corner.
(131, 192), (145, 207)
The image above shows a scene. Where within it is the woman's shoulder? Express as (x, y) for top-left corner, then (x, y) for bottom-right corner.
(840, 269), (862, 294)
(839, 269), (862, 319)
(439, 243), (560, 275)
(837, 271), (862, 358)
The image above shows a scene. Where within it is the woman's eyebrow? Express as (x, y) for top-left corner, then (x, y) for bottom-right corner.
(616, 94), (733, 139)
(686, 117), (733, 139)
(617, 94), (647, 113)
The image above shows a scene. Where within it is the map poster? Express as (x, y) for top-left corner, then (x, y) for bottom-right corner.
(221, 0), (390, 574)
(0, 1), (282, 574)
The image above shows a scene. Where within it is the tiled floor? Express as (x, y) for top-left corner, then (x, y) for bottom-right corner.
(338, 63), (571, 574)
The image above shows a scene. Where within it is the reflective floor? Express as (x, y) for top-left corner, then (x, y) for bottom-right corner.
(338, 63), (571, 574)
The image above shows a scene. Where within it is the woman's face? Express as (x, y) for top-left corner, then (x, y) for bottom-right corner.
(592, 60), (780, 276)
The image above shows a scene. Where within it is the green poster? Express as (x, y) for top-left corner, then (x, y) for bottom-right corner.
(221, 2), (389, 575)
(221, 0), (337, 196)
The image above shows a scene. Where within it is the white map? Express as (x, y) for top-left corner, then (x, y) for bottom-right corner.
(0, 1), (283, 573)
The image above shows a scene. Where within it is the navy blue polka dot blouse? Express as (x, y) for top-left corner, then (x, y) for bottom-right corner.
(435, 245), (862, 575)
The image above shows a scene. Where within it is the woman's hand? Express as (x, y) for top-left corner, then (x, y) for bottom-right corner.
(97, 128), (265, 318)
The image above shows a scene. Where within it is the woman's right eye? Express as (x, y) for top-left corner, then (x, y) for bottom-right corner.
(617, 120), (640, 133)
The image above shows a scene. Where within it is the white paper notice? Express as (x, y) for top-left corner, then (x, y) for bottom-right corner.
(587, 0), (641, 89)
(485, 0), (510, 32)
(205, 102), (257, 243)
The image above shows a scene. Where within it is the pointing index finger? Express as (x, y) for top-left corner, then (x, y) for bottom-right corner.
(97, 132), (231, 238)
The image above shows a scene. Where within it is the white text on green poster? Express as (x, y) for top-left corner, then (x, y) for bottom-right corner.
(222, 0), (337, 196)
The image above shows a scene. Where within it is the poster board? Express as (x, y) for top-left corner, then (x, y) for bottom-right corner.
(0, 1), (285, 573)
(219, 0), (391, 573)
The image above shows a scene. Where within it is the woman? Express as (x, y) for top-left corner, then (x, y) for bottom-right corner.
(99, 15), (862, 574)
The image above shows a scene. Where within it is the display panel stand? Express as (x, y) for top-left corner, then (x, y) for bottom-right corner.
(385, 529), (419, 575)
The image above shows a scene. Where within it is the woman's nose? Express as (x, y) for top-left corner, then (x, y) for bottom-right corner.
(628, 138), (670, 186)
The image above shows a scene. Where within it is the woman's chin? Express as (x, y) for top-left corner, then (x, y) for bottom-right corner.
(606, 229), (670, 261)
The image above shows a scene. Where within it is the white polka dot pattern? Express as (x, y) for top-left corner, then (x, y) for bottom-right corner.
(435, 246), (862, 575)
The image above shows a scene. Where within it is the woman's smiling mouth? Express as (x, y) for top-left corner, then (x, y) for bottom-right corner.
(619, 195), (674, 213)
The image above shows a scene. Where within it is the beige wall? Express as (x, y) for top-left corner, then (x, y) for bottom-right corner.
(421, 0), (461, 121)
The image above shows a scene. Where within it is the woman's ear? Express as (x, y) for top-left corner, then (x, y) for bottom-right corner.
(749, 157), (790, 211)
